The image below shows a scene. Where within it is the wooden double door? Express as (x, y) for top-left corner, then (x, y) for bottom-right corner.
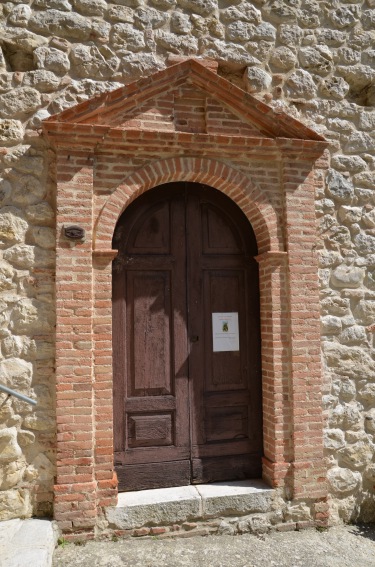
(113, 183), (262, 491)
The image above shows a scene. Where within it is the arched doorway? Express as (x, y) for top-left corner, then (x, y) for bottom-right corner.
(49, 60), (327, 532)
(112, 182), (263, 491)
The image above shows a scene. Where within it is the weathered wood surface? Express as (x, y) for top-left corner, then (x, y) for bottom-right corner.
(113, 183), (262, 491)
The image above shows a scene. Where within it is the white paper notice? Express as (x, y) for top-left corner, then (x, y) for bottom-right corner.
(212, 312), (239, 352)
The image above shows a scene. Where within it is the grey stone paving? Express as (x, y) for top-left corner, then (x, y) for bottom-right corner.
(53, 525), (375, 567)
(0, 518), (55, 567)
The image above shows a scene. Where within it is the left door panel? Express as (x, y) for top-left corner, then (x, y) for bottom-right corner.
(112, 185), (190, 491)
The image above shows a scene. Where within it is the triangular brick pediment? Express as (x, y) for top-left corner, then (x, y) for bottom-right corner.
(86, 83), (268, 138)
(44, 59), (325, 142)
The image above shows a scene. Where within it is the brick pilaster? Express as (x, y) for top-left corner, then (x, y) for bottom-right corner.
(282, 156), (327, 501)
(54, 152), (97, 534)
(93, 251), (118, 511)
(256, 251), (293, 493)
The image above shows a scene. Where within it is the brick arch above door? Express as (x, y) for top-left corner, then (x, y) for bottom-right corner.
(94, 157), (280, 255)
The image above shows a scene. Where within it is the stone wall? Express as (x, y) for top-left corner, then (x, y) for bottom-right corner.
(0, 0), (374, 524)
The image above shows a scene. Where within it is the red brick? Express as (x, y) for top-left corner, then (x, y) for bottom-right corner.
(51, 64), (327, 535)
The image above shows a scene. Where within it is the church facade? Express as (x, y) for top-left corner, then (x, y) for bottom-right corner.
(0, 0), (375, 537)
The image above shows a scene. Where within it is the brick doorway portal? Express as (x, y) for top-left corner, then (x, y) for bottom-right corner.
(44, 59), (329, 536)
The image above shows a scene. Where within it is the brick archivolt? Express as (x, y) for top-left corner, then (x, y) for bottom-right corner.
(93, 156), (281, 255)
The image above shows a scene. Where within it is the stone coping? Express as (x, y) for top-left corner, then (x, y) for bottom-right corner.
(106, 480), (274, 530)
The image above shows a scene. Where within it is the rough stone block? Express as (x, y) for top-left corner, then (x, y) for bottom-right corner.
(106, 485), (201, 529)
(197, 480), (274, 518)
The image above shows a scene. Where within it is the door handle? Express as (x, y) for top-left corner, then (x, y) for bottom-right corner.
(190, 335), (199, 343)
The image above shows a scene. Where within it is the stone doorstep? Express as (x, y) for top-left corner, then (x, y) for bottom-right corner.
(0, 518), (56, 567)
(105, 479), (274, 530)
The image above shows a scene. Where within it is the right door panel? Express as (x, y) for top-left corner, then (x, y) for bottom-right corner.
(186, 185), (262, 484)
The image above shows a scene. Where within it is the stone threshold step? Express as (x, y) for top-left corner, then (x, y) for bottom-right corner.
(106, 479), (274, 530)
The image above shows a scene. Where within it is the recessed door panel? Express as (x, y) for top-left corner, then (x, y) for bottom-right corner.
(127, 413), (173, 448)
(129, 271), (172, 396)
(205, 406), (248, 442)
(129, 202), (171, 253)
(202, 203), (241, 254)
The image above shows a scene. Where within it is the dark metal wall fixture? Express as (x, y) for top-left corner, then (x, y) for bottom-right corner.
(64, 225), (86, 240)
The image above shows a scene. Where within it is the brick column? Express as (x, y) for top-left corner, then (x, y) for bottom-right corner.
(282, 155), (327, 502)
(92, 251), (118, 512)
(54, 151), (97, 536)
(256, 251), (293, 494)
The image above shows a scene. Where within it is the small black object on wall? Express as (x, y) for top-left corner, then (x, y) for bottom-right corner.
(63, 225), (85, 240)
